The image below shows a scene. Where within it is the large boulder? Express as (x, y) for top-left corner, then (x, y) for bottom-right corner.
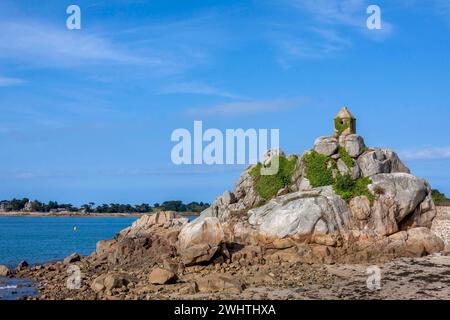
(148, 267), (177, 285)
(337, 159), (361, 180)
(405, 227), (444, 255)
(358, 149), (409, 177)
(349, 194), (399, 237)
(314, 136), (339, 156)
(119, 211), (187, 238)
(233, 168), (262, 209)
(91, 272), (133, 293)
(384, 228), (444, 257)
(400, 191), (436, 229)
(357, 150), (391, 177)
(347, 173), (432, 237)
(340, 134), (365, 158)
(63, 252), (81, 265)
(96, 239), (117, 256)
(178, 217), (225, 266)
(369, 173), (428, 223)
(248, 186), (350, 239)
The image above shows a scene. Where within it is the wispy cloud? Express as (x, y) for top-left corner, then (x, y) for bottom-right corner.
(398, 147), (450, 160)
(298, 0), (395, 35)
(159, 82), (242, 99)
(273, 27), (352, 64)
(0, 76), (24, 87)
(0, 21), (160, 68)
(0, 9), (238, 76)
(186, 97), (306, 117)
(270, 0), (393, 64)
(291, 0), (366, 27)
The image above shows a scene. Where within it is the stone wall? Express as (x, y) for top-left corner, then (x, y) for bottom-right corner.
(431, 206), (450, 249)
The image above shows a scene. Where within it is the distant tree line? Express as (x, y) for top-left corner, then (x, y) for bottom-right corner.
(0, 198), (210, 213)
(431, 189), (450, 206)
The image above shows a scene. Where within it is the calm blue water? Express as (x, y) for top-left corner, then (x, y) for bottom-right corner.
(0, 216), (137, 268)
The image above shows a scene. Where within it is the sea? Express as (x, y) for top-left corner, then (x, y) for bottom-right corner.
(0, 216), (138, 300)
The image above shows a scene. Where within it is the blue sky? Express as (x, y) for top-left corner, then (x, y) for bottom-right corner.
(0, 0), (449, 205)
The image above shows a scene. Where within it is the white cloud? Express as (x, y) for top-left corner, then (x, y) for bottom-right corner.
(398, 147), (450, 160)
(0, 20), (171, 69)
(0, 76), (24, 86)
(186, 97), (306, 117)
(159, 82), (242, 99)
(0, 10), (236, 75)
(300, 0), (395, 35)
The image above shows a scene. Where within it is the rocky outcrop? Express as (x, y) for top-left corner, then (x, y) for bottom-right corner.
(119, 211), (187, 238)
(206, 173), (263, 222)
(193, 116), (443, 265)
(314, 136), (339, 156)
(177, 217), (225, 266)
(93, 211), (186, 268)
(339, 134), (365, 158)
(16, 261), (29, 271)
(64, 253), (81, 265)
(357, 149), (410, 177)
(248, 187), (350, 239)
(369, 173), (428, 223)
(337, 158), (361, 180)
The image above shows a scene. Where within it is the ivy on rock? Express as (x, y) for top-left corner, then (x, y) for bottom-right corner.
(333, 173), (374, 204)
(303, 149), (374, 204)
(303, 150), (335, 188)
(250, 155), (298, 201)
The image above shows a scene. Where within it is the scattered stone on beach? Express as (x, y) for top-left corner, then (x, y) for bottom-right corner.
(178, 282), (198, 295)
(196, 274), (243, 294)
(148, 268), (177, 285)
(91, 272), (132, 294)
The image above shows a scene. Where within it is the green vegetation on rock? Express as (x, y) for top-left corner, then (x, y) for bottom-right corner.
(250, 155), (298, 200)
(302, 149), (374, 203)
(334, 117), (350, 136)
(338, 146), (354, 169)
(333, 174), (374, 203)
(303, 150), (335, 188)
(431, 189), (450, 206)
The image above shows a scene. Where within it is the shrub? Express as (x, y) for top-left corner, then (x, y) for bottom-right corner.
(333, 174), (374, 203)
(338, 146), (354, 169)
(432, 189), (450, 206)
(303, 150), (335, 188)
(250, 155), (298, 200)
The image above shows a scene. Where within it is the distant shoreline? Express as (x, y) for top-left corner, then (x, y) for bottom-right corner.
(0, 211), (200, 218)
